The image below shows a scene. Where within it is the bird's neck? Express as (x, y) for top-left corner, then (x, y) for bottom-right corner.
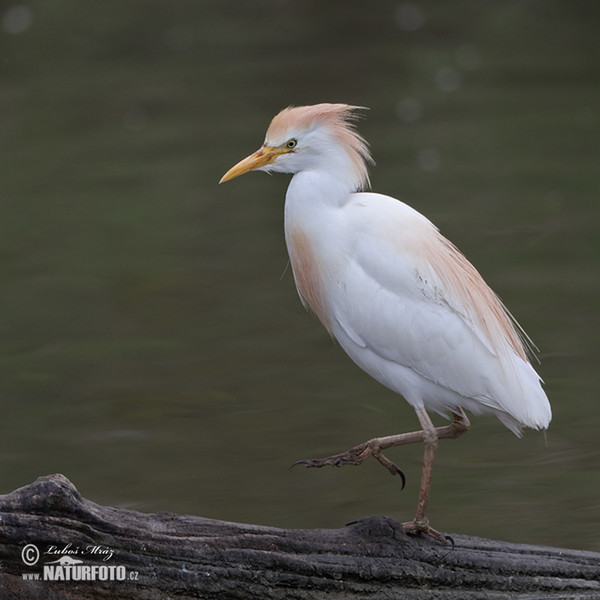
(283, 170), (350, 333)
(286, 170), (354, 214)
(283, 170), (354, 252)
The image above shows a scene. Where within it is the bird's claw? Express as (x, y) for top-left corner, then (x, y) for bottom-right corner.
(291, 452), (364, 470)
(390, 464), (407, 489)
(292, 441), (406, 489)
(402, 520), (454, 546)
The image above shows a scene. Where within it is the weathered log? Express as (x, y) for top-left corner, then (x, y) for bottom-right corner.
(0, 474), (598, 599)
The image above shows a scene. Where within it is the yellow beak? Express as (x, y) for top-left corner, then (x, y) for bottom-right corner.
(219, 146), (283, 184)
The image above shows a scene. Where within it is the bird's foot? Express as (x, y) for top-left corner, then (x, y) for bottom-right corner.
(292, 439), (406, 488)
(402, 519), (454, 546)
(292, 442), (371, 468)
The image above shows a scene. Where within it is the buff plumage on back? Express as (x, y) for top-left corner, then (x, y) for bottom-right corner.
(427, 230), (533, 362)
(266, 104), (373, 190)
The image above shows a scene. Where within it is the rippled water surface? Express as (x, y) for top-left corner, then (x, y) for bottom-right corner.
(1, 2), (599, 551)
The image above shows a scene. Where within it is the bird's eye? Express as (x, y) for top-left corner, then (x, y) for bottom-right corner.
(285, 139), (297, 149)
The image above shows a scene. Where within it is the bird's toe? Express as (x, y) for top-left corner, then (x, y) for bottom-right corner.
(402, 520), (452, 546)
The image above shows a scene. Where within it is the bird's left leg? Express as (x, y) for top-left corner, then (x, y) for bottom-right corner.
(401, 407), (470, 542)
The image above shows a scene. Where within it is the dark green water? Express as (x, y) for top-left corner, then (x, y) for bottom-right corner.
(1, 1), (599, 551)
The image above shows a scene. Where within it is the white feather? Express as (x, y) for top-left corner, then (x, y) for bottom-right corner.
(283, 163), (550, 436)
(225, 103), (551, 436)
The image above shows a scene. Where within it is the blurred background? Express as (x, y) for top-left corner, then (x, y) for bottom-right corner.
(1, 1), (598, 551)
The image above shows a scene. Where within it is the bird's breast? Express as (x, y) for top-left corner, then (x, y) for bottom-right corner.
(286, 227), (332, 332)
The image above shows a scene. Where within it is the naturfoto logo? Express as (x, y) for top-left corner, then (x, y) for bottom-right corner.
(20, 542), (138, 582)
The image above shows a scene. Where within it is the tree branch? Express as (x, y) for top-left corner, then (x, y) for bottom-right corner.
(0, 474), (598, 599)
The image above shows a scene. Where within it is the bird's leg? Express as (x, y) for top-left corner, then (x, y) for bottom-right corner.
(402, 407), (470, 543)
(292, 433), (415, 481)
(293, 407), (470, 542)
(293, 407), (469, 475)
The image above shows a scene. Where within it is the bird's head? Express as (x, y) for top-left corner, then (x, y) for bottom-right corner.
(219, 103), (372, 191)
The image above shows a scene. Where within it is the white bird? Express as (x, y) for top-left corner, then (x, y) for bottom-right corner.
(220, 103), (551, 541)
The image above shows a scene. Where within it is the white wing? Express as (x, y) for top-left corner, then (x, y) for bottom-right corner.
(326, 192), (550, 432)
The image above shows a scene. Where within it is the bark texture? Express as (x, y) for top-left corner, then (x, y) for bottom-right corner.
(0, 474), (598, 599)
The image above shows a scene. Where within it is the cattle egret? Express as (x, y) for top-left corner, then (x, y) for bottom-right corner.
(220, 103), (551, 541)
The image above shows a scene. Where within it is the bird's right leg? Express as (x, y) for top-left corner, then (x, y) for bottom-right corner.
(293, 408), (470, 485)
